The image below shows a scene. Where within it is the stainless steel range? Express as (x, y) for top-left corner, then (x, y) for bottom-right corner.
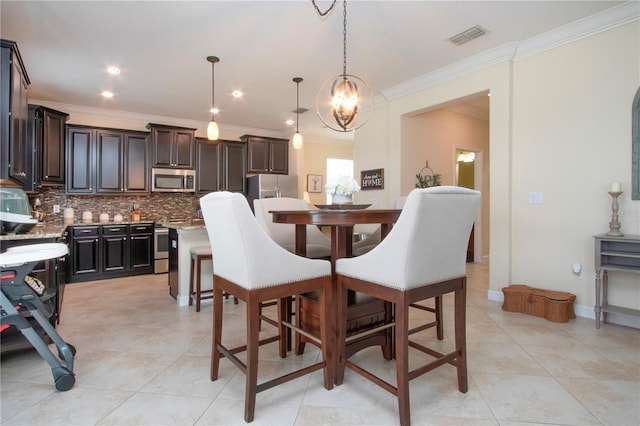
(153, 224), (169, 274)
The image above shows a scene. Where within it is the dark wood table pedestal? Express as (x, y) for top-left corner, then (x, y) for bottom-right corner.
(270, 209), (401, 382)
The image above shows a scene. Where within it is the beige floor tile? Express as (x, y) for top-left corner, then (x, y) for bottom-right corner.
(2, 263), (638, 425)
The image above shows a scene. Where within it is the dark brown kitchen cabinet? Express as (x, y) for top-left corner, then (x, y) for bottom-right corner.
(168, 228), (179, 298)
(129, 224), (153, 270)
(67, 223), (154, 283)
(221, 140), (247, 193)
(66, 126), (93, 193)
(242, 134), (289, 174)
(66, 125), (149, 194)
(195, 137), (221, 193)
(147, 123), (195, 168)
(101, 225), (127, 273)
(95, 129), (148, 194)
(69, 226), (100, 277)
(30, 105), (68, 188)
(1, 40), (30, 185)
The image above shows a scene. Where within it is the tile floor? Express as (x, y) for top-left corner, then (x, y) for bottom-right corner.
(1, 263), (639, 425)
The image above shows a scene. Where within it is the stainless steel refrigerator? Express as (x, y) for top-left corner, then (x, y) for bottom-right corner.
(247, 175), (299, 210)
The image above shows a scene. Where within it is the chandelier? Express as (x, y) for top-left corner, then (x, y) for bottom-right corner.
(314, 0), (373, 132)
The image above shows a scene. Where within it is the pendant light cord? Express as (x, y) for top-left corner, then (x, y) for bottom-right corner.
(296, 81), (300, 133)
(211, 61), (215, 121)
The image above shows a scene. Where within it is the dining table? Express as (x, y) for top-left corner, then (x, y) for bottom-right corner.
(270, 207), (402, 383)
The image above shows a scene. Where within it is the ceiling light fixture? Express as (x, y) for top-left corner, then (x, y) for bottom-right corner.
(107, 66), (120, 75)
(314, 0), (372, 132)
(457, 152), (476, 163)
(207, 55), (220, 141)
(101, 91), (114, 98)
(292, 77), (303, 150)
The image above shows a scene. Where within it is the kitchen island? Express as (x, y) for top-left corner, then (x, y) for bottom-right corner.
(162, 220), (210, 307)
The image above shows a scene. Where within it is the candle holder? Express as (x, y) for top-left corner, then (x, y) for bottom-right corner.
(606, 191), (623, 237)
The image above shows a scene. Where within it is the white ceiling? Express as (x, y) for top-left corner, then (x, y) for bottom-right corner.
(0, 1), (633, 139)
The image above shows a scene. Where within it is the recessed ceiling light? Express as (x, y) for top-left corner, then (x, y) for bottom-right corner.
(107, 66), (120, 75)
(101, 91), (114, 98)
(232, 90), (243, 98)
(210, 107), (219, 114)
(285, 119), (295, 126)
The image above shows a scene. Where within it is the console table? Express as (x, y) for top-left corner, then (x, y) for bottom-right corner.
(593, 234), (640, 328)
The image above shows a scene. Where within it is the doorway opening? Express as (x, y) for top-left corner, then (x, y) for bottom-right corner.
(456, 149), (481, 262)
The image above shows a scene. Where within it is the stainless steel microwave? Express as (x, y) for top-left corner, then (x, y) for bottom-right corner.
(151, 168), (196, 192)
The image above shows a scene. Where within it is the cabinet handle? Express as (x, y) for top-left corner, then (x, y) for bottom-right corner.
(81, 229), (92, 233)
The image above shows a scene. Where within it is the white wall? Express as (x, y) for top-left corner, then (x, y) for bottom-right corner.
(355, 21), (640, 325)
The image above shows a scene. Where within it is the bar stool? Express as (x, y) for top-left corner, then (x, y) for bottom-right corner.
(189, 245), (237, 311)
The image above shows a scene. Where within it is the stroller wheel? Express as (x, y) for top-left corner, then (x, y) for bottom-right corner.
(58, 343), (77, 358)
(52, 367), (75, 391)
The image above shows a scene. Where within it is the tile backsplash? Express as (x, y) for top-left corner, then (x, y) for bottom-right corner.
(38, 187), (202, 224)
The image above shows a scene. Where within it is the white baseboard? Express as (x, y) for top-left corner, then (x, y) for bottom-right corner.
(487, 290), (640, 329)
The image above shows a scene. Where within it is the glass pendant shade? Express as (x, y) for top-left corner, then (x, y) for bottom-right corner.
(292, 131), (303, 150)
(207, 120), (219, 141)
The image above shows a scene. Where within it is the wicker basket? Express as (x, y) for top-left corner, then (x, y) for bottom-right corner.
(502, 284), (576, 323)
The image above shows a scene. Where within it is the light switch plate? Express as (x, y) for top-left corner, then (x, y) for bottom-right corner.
(529, 192), (543, 203)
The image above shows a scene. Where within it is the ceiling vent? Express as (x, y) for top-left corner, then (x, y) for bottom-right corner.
(448, 25), (487, 45)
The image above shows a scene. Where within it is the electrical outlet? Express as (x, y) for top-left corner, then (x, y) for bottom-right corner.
(53, 204), (60, 213)
(572, 262), (583, 279)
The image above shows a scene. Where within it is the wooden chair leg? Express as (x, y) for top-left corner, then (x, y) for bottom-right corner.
(188, 257), (195, 307)
(210, 285), (224, 381)
(318, 281), (333, 390)
(278, 297), (287, 358)
(435, 295), (443, 340)
(455, 282), (468, 393)
(395, 301), (410, 426)
(245, 298), (261, 423)
(335, 279), (348, 386)
(195, 257), (203, 312)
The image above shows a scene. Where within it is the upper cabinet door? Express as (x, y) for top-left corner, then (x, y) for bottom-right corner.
(268, 138), (288, 174)
(150, 127), (173, 167)
(174, 130), (195, 168)
(123, 133), (148, 193)
(66, 126), (94, 193)
(39, 107), (68, 185)
(95, 130), (124, 193)
(246, 136), (270, 173)
(195, 137), (220, 193)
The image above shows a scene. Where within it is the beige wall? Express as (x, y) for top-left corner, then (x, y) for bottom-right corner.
(354, 21), (640, 324)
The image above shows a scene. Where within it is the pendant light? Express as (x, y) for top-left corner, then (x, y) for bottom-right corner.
(207, 56), (220, 140)
(292, 77), (303, 150)
(315, 0), (373, 132)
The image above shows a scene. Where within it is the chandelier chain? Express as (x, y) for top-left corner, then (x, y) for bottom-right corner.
(311, 0), (337, 17)
(342, 0), (347, 76)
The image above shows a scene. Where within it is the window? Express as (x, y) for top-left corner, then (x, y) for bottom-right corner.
(326, 158), (354, 203)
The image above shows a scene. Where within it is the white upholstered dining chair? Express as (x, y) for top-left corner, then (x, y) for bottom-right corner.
(200, 192), (333, 423)
(334, 186), (480, 426)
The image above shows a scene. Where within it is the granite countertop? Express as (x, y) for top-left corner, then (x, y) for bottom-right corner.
(0, 223), (67, 241)
(0, 220), (156, 241)
(161, 219), (206, 230)
(0, 219), (207, 241)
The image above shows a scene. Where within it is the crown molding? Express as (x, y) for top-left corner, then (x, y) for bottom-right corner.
(383, 1), (639, 101)
(30, 98), (288, 139)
